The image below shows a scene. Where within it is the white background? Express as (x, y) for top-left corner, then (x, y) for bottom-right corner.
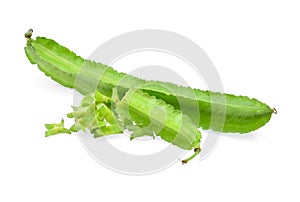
(1, 0), (299, 201)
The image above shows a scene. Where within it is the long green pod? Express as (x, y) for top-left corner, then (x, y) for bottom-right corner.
(25, 32), (275, 133)
(115, 88), (201, 163)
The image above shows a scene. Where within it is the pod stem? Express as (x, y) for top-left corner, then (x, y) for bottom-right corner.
(181, 148), (201, 164)
(25, 29), (33, 39)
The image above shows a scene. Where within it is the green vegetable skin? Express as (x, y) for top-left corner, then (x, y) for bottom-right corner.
(24, 30), (275, 163)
